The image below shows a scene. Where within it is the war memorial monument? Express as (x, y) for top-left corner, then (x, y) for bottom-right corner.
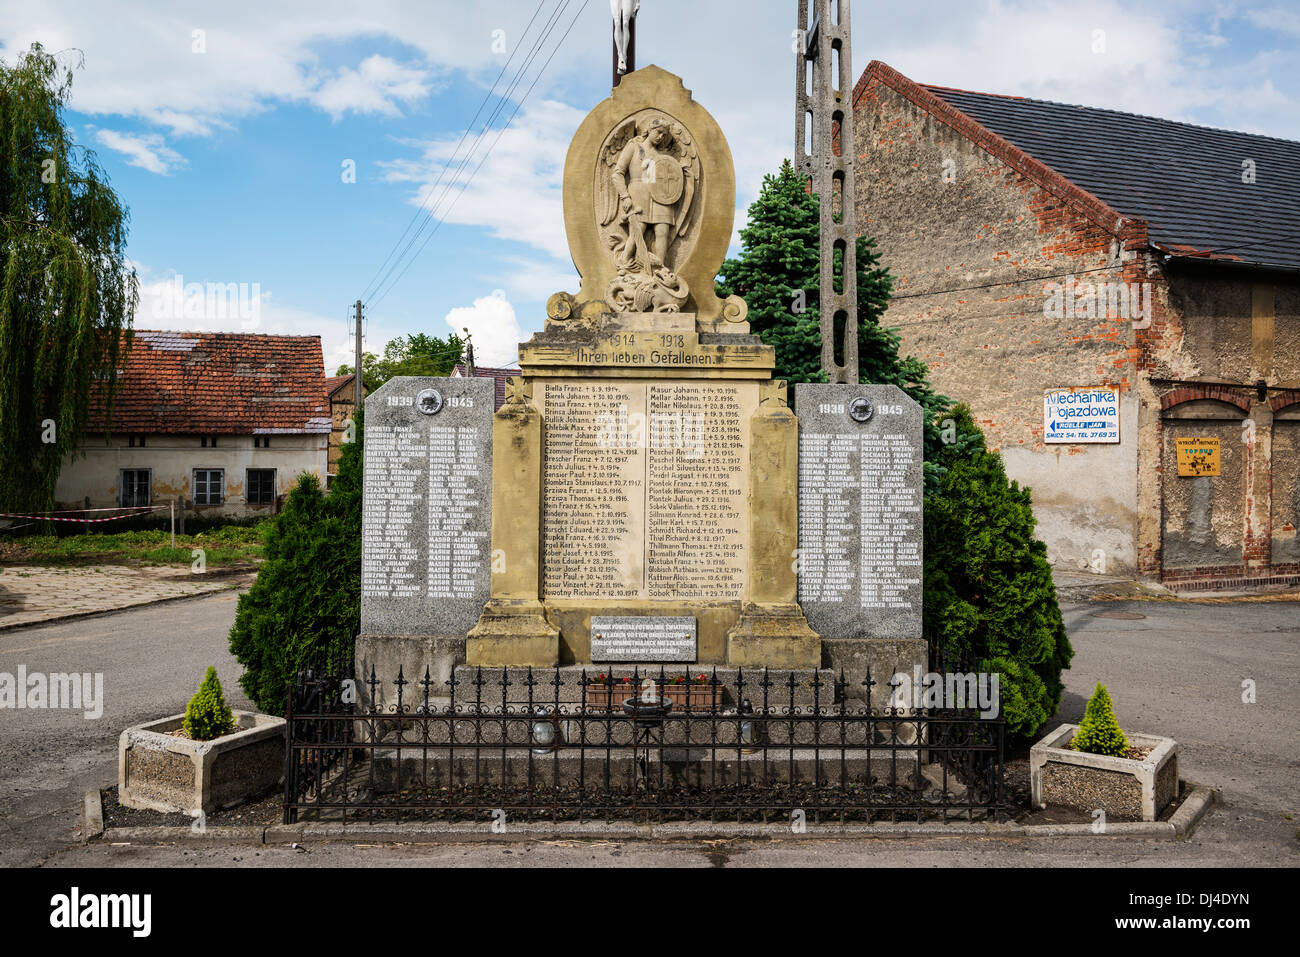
(356, 9), (924, 712)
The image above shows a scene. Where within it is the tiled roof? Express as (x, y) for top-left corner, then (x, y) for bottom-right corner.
(920, 83), (1300, 270)
(452, 364), (521, 410)
(325, 374), (358, 397)
(87, 331), (330, 435)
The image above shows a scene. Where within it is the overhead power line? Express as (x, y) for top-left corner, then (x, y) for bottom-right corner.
(358, 0), (553, 303)
(368, 0), (591, 310)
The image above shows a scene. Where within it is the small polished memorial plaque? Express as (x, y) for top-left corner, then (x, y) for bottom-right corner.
(590, 616), (697, 662)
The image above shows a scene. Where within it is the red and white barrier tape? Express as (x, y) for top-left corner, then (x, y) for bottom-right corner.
(0, 506), (163, 524)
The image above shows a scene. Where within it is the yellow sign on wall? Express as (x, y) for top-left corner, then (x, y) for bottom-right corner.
(1176, 437), (1221, 477)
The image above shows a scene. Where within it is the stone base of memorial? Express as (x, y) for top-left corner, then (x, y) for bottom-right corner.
(466, 600), (561, 668)
(821, 636), (929, 709)
(726, 603), (822, 669)
(355, 634), (467, 713)
(1030, 725), (1179, 821)
(118, 711), (285, 816)
(448, 664), (839, 711)
(366, 748), (923, 792)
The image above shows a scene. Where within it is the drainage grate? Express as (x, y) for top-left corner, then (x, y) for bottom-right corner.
(1089, 610), (1147, 620)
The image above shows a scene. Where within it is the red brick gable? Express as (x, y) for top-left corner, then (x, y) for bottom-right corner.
(852, 60), (1140, 244)
(87, 331), (330, 435)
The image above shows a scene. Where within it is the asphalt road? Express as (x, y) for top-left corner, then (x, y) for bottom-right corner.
(2, 592), (1297, 867)
(0, 591), (253, 867)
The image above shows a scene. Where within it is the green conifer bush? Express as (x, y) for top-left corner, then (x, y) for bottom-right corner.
(924, 407), (1074, 739)
(183, 666), (235, 740)
(228, 410), (363, 713)
(1071, 682), (1130, 757)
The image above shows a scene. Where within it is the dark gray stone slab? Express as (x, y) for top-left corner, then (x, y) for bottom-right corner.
(794, 384), (923, 639)
(361, 376), (494, 637)
(590, 616), (697, 662)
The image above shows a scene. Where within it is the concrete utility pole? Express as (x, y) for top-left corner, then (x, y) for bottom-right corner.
(796, 0), (859, 383)
(354, 299), (364, 408)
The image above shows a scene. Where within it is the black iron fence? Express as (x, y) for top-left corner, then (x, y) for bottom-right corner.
(284, 662), (1008, 826)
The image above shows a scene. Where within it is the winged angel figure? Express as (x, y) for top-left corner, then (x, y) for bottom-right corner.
(598, 114), (700, 312)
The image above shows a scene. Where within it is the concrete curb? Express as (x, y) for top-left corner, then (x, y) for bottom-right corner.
(0, 576), (251, 632)
(92, 780), (1219, 847)
(1170, 782), (1220, 838)
(81, 790), (104, 843)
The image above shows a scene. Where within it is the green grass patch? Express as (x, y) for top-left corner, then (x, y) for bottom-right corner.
(1, 525), (266, 567)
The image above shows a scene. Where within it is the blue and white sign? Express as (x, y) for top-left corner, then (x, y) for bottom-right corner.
(1044, 387), (1120, 444)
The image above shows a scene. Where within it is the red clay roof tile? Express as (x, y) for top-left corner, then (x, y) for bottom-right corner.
(87, 331), (330, 435)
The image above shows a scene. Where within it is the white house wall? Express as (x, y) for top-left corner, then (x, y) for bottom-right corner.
(54, 433), (328, 518)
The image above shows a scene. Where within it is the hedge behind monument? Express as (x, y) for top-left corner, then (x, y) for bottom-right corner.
(720, 162), (1071, 740)
(924, 406), (1073, 738)
(228, 411), (362, 714)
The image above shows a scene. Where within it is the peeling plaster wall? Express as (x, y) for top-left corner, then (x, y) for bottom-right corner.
(1273, 414), (1300, 564)
(1162, 275), (1253, 381)
(854, 80), (1140, 574)
(54, 433), (327, 517)
(1159, 410), (1246, 568)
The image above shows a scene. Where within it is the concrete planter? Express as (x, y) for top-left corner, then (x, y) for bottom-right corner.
(119, 710), (286, 816)
(1030, 723), (1178, 822)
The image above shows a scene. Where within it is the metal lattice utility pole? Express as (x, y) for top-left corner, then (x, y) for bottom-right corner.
(795, 0), (858, 383)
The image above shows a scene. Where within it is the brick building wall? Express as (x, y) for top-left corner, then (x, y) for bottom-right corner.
(326, 375), (365, 479)
(851, 63), (1300, 585)
(853, 67), (1150, 575)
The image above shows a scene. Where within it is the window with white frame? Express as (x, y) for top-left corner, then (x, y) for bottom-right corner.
(193, 468), (224, 506)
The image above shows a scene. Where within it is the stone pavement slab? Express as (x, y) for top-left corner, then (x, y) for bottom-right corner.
(0, 565), (253, 630)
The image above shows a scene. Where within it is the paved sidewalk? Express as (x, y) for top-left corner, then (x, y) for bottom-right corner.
(0, 564), (254, 630)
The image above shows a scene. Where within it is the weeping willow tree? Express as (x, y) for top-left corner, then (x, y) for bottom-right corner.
(0, 43), (137, 512)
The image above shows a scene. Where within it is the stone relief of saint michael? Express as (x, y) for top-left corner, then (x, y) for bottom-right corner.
(598, 113), (700, 312)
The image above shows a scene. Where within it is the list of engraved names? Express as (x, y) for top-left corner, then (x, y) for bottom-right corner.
(363, 423), (488, 599)
(798, 429), (920, 613)
(541, 380), (754, 601)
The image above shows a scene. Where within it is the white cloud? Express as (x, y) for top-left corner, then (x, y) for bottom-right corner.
(489, 254), (579, 303)
(310, 54), (433, 119)
(0, 2), (580, 137)
(444, 289), (523, 368)
(381, 98), (582, 262)
(92, 129), (185, 174)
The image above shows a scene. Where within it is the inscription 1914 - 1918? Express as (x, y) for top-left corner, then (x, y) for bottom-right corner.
(540, 379), (756, 602)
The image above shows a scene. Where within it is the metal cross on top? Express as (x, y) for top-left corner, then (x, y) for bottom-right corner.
(795, 0), (859, 384)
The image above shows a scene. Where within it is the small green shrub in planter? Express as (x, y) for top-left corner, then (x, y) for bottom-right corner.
(1071, 683), (1129, 757)
(183, 666), (236, 741)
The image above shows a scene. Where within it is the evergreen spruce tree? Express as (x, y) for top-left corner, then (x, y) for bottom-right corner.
(720, 161), (1071, 740)
(1072, 683), (1129, 757)
(228, 409), (363, 713)
(183, 666), (235, 741)
(925, 406), (1074, 738)
(718, 160), (954, 493)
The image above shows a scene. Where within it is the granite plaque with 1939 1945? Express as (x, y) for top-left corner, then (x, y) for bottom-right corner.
(361, 375), (494, 637)
(794, 383), (923, 640)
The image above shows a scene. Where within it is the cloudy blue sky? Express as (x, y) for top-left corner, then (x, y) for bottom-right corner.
(2, 0), (1297, 372)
